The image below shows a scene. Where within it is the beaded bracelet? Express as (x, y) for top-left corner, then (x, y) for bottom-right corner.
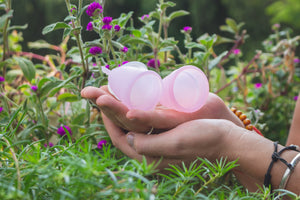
(230, 107), (263, 136)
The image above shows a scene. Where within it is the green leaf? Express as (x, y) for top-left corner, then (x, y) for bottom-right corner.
(131, 29), (142, 38)
(208, 51), (228, 70)
(0, 10), (13, 28)
(57, 93), (79, 102)
(14, 57), (36, 82)
(167, 10), (189, 22)
(37, 77), (52, 89)
(185, 42), (206, 50)
(42, 22), (70, 35)
(118, 11), (133, 27)
(160, 1), (176, 10)
(225, 18), (238, 34)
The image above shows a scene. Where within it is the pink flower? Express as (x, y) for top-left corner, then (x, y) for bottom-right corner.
(105, 65), (110, 69)
(121, 46), (128, 53)
(31, 85), (38, 91)
(86, 2), (103, 17)
(102, 16), (112, 25)
(147, 59), (160, 68)
(294, 96), (299, 101)
(97, 140), (108, 149)
(102, 24), (112, 30)
(0, 76), (4, 82)
(44, 142), (54, 148)
(114, 25), (121, 32)
(86, 22), (93, 31)
(183, 26), (192, 33)
(141, 14), (149, 20)
(57, 125), (72, 136)
(233, 49), (241, 55)
(0, 107), (3, 113)
(294, 58), (300, 63)
(254, 83), (262, 89)
(89, 46), (102, 55)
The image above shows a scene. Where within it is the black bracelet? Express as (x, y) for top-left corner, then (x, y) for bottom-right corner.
(263, 142), (300, 190)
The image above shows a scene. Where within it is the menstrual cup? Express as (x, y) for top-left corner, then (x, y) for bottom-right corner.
(160, 65), (209, 113)
(102, 62), (162, 110)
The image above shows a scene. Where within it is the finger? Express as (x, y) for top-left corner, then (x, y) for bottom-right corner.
(103, 114), (183, 170)
(81, 86), (107, 100)
(102, 113), (143, 159)
(97, 95), (151, 132)
(127, 126), (187, 159)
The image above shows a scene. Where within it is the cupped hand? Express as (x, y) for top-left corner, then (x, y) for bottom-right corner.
(81, 86), (243, 133)
(102, 113), (235, 170)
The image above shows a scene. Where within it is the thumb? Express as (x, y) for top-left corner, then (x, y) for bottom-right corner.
(126, 130), (182, 159)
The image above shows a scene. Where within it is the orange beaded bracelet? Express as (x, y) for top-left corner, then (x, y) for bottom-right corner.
(230, 107), (263, 136)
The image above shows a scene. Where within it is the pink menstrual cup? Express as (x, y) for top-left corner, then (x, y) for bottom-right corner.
(102, 62), (162, 111)
(160, 65), (209, 113)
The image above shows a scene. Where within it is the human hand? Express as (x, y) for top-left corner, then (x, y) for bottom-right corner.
(102, 113), (235, 169)
(81, 86), (244, 133)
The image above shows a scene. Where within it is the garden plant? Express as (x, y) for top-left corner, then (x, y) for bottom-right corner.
(0, 0), (300, 199)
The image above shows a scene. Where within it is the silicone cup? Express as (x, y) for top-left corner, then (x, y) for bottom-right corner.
(102, 62), (162, 111)
(160, 65), (209, 113)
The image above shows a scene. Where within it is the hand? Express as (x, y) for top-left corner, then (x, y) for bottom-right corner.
(102, 113), (235, 170)
(81, 86), (244, 133)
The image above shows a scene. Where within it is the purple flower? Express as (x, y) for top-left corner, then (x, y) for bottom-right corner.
(31, 85), (38, 91)
(183, 26), (192, 33)
(294, 58), (300, 63)
(89, 46), (102, 55)
(102, 24), (112, 30)
(86, 2), (103, 17)
(114, 25), (121, 32)
(233, 49), (241, 55)
(147, 59), (160, 68)
(105, 65), (110, 69)
(294, 96), (299, 101)
(70, 7), (76, 15)
(254, 83), (262, 89)
(122, 61), (129, 65)
(0, 107), (3, 113)
(0, 76), (4, 82)
(97, 140), (107, 149)
(57, 125), (72, 136)
(141, 14), (149, 20)
(44, 142), (54, 148)
(86, 22), (93, 31)
(121, 46), (128, 53)
(102, 16), (112, 24)
(272, 23), (280, 31)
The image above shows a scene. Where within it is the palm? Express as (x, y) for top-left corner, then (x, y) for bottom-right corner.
(81, 86), (237, 133)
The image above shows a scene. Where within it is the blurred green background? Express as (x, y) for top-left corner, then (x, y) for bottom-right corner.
(11, 0), (300, 58)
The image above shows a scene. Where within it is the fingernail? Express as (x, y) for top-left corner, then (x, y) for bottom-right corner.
(127, 133), (135, 148)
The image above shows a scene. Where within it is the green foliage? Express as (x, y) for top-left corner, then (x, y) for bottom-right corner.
(267, 0), (300, 29)
(0, 0), (300, 198)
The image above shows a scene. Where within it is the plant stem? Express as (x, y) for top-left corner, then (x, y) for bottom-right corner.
(109, 40), (118, 65)
(3, 137), (21, 191)
(65, 0), (88, 89)
(215, 51), (261, 94)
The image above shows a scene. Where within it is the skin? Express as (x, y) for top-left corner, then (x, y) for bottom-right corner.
(81, 86), (300, 194)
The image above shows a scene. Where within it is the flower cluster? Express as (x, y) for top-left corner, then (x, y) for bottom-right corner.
(183, 26), (192, 33)
(89, 46), (102, 55)
(97, 140), (107, 149)
(86, 2), (103, 17)
(0, 76), (4, 82)
(147, 58), (160, 68)
(57, 125), (72, 136)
